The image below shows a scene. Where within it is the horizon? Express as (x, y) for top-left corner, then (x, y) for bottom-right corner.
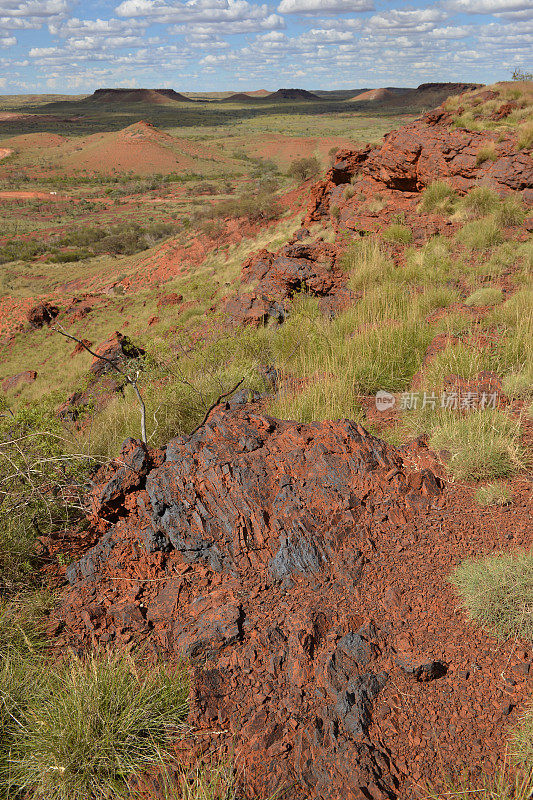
(0, 0), (531, 94)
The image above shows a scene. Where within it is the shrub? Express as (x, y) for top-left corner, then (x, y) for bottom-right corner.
(455, 218), (503, 250)
(207, 191), (281, 223)
(419, 181), (457, 214)
(464, 287), (503, 307)
(1, 651), (189, 800)
(474, 482), (512, 506)
(450, 550), (533, 639)
(287, 156), (321, 182)
(381, 224), (413, 244)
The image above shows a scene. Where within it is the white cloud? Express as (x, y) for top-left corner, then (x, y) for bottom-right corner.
(366, 8), (448, 32)
(0, 0), (70, 16)
(49, 17), (148, 37)
(170, 12), (284, 34)
(277, 0), (373, 13)
(446, 0), (532, 12)
(0, 35), (16, 46)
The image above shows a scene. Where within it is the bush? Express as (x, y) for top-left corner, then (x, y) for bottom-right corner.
(287, 156), (321, 182)
(419, 181), (457, 214)
(0, 405), (90, 592)
(207, 191), (281, 223)
(1, 651), (189, 800)
(381, 224), (413, 244)
(474, 482), (512, 506)
(450, 550), (533, 639)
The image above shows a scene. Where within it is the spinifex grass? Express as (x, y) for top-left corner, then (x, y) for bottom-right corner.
(450, 550), (533, 640)
(1, 651), (189, 800)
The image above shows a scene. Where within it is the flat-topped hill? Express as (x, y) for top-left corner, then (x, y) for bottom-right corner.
(86, 88), (192, 104)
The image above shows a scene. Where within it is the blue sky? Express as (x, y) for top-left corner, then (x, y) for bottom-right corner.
(0, 0), (531, 93)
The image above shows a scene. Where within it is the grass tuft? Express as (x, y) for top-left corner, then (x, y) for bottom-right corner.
(1, 650), (189, 800)
(464, 287), (504, 307)
(450, 549), (533, 640)
(474, 482), (512, 506)
(419, 181), (457, 214)
(381, 223), (413, 245)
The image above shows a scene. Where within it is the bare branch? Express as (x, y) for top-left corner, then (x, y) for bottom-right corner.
(189, 378), (245, 437)
(52, 324), (147, 444)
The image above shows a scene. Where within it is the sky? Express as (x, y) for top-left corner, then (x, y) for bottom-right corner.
(0, 0), (531, 93)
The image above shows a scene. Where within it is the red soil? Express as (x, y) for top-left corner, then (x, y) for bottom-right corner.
(350, 88), (394, 103)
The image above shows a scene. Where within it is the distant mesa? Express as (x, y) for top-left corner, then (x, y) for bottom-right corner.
(347, 82), (481, 107)
(86, 88), (192, 104)
(220, 92), (263, 103)
(349, 88), (393, 103)
(265, 88), (321, 101)
(244, 89), (271, 97)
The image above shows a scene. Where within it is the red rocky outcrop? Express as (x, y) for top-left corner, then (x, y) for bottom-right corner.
(225, 238), (351, 325)
(306, 111), (533, 224)
(60, 409), (444, 799)
(58, 332), (145, 421)
(27, 302), (59, 329)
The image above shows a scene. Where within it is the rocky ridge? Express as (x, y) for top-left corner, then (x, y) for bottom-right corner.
(53, 94), (533, 798)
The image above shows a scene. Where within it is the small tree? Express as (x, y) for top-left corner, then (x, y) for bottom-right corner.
(512, 67), (533, 81)
(287, 156), (321, 182)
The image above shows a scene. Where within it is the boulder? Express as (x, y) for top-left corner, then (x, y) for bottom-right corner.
(27, 303), (59, 329)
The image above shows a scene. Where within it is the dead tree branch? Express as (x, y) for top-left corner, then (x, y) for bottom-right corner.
(189, 378), (245, 437)
(52, 324), (147, 444)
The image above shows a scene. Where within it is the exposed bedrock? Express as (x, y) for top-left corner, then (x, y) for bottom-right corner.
(306, 110), (533, 223)
(63, 410), (444, 799)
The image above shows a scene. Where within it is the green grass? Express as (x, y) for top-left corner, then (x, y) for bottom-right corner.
(381, 223), (413, 244)
(419, 181), (458, 214)
(408, 406), (525, 480)
(476, 143), (498, 164)
(450, 550), (533, 639)
(1, 650), (189, 800)
(494, 196), (526, 228)
(455, 217), (504, 250)
(458, 187), (500, 219)
(474, 482), (512, 506)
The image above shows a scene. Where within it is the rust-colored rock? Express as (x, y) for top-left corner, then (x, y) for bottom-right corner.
(225, 240), (351, 325)
(89, 331), (145, 377)
(60, 409), (446, 799)
(58, 332), (145, 421)
(305, 111), (532, 224)
(27, 302), (59, 328)
(1, 370), (37, 392)
(157, 292), (183, 308)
